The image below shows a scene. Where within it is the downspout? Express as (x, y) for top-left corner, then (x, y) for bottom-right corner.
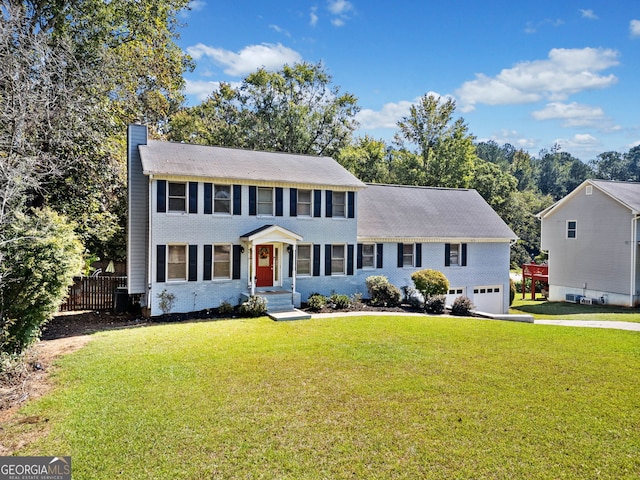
(631, 215), (639, 306)
(147, 175), (154, 311)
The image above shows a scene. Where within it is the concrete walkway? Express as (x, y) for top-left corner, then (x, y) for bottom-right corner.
(309, 311), (640, 332)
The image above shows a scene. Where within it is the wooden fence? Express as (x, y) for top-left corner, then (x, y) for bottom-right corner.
(60, 276), (128, 312)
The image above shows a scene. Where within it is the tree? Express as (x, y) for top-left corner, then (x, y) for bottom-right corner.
(625, 146), (640, 182)
(476, 141), (516, 172)
(168, 62), (360, 158)
(394, 94), (475, 188)
(336, 136), (390, 183)
(468, 161), (518, 221)
(590, 151), (627, 181)
(411, 269), (449, 299)
(509, 149), (537, 192)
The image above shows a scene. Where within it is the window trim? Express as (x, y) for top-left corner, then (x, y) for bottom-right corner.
(402, 243), (414, 268)
(167, 244), (187, 282)
(213, 184), (232, 215)
(212, 244), (232, 280)
(297, 189), (313, 217)
(567, 220), (577, 239)
(331, 244), (346, 275)
(332, 191), (347, 218)
(257, 186), (274, 216)
(449, 243), (461, 266)
(296, 244), (313, 276)
(167, 182), (187, 213)
(361, 243), (376, 269)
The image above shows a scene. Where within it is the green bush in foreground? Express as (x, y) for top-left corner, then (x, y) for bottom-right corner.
(451, 295), (475, 316)
(307, 294), (327, 311)
(238, 296), (267, 317)
(411, 269), (449, 299)
(424, 294), (447, 314)
(365, 275), (401, 306)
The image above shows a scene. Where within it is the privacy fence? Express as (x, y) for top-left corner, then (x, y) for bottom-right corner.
(60, 276), (127, 312)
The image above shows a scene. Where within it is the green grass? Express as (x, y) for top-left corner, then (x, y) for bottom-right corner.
(511, 297), (640, 321)
(8, 316), (640, 479)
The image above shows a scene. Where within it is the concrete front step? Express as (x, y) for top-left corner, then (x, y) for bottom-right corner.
(268, 309), (312, 321)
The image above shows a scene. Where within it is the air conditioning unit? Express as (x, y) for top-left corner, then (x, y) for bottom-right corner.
(565, 294), (582, 303)
(580, 297), (593, 305)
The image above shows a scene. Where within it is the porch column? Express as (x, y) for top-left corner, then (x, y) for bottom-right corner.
(291, 243), (297, 294)
(250, 244), (256, 296)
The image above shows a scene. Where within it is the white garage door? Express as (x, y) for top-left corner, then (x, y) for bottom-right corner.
(472, 285), (503, 314)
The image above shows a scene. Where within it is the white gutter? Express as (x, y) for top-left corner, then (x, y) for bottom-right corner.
(631, 214), (640, 307)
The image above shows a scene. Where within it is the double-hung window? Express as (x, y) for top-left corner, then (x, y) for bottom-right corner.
(214, 185), (231, 214)
(362, 243), (375, 269)
(257, 187), (274, 216)
(402, 243), (414, 267)
(333, 191), (346, 218)
(168, 245), (187, 280)
(213, 245), (231, 278)
(567, 220), (577, 239)
(296, 244), (312, 275)
(297, 189), (312, 217)
(168, 182), (186, 212)
(449, 244), (460, 266)
(331, 244), (346, 274)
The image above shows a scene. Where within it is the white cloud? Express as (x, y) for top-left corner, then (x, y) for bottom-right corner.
(579, 9), (598, 20)
(532, 102), (605, 127)
(180, 0), (206, 18)
(524, 18), (564, 34)
(328, 0), (353, 15)
(269, 24), (291, 37)
(185, 80), (243, 102)
(483, 130), (537, 149)
(186, 43), (302, 76)
(310, 7), (318, 27)
(356, 92), (449, 129)
(456, 47), (619, 111)
(631, 19), (640, 38)
(557, 133), (600, 149)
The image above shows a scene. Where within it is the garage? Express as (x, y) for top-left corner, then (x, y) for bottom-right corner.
(471, 285), (503, 314)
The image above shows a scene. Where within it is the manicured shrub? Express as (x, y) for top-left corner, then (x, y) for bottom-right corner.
(424, 294), (447, 314)
(329, 293), (351, 310)
(157, 289), (176, 315)
(238, 296), (267, 317)
(307, 294), (327, 311)
(218, 300), (235, 316)
(411, 269), (449, 299)
(365, 275), (401, 307)
(451, 296), (474, 316)
(509, 278), (516, 306)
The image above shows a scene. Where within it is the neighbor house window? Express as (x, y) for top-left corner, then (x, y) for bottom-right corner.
(257, 187), (274, 215)
(333, 191), (346, 218)
(214, 185), (231, 214)
(362, 243), (375, 269)
(168, 245), (187, 280)
(168, 182), (186, 212)
(297, 189), (312, 217)
(297, 244), (312, 275)
(213, 244), (231, 278)
(331, 244), (346, 274)
(567, 220), (577, 239)
(403, 243), (414, 267)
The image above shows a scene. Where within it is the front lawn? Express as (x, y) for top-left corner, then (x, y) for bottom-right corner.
(7, 316), (640, 479)
(511, 297), (640, 321)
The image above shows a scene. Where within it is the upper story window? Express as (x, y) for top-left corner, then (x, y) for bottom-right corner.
(258, 187), (273, 216)
(168, 244), (186, 281)
(362, 243), (375, 269)
(297, 244), (312, 275)
(214, 185), (231, 214)
(567, 220), (577, 239)
(449, 244), (460, 266)
(333, 191), (346, 218)
(168, 182), (186, 212)
(402, 243), (414, 267)
(297, 189), (312, 217)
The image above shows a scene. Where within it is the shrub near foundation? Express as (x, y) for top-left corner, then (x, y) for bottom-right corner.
(411, 269), (449, 299)
(365, 275), (401, 307)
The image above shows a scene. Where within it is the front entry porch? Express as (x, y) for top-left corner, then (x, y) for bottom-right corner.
(240, 289), (311, 321)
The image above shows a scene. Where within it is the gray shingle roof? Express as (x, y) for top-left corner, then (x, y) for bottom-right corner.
(591, 179), (640, 212)
(357, 184), (517, 241)
(139, 140), (365, 189)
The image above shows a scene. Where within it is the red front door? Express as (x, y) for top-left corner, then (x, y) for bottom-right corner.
(255, 245), (273, 287)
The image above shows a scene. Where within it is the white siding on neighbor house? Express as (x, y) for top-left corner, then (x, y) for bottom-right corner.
(127, 125), (149, 295)
(148, 180), (359, 315)
(356, 241), (512, 314)
(541, 183), (633, 298)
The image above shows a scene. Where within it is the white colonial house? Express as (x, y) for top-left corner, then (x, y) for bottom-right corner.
(538, 179), (640, 307)
(127, 124), (517, 317)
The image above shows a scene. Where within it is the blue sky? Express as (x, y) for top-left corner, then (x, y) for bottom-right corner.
(177, 1), (640, 162)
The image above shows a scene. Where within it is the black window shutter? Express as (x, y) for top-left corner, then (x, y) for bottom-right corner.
(325, 244), (332, 276)
(157, 180), (166, 213)
(288, 246), (293, 277)
(189, 182), (198, 214)
(326, 190), (333, 217)
(376, 243), (384, 269)
(357, 243), (363, 269)
(461, 243), (467, 266)
(249, 186), (257, 216)
(313, 244), (321, 276)
(347, 244), (354, 275)
(203, 245), (212, 281)
(233, 185), (242, 215)
(156, 245), (166, 282)
(188, 245), (198, 281)
(416, 243), (422, 268)
(290, 188), (297, 216)
(397, 243), (404, 267)
(204, 183), (212, 214)
(348, 191), (355, 218)
(275, 187), (283, 216)
(313, 190), (322, 217)
(445, 243), (451, 267)
(232, 245), (242, 279)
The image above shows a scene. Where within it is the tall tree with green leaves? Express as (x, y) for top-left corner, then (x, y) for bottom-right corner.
(394, 94), (475, 188)
(335, 136), (390, 183)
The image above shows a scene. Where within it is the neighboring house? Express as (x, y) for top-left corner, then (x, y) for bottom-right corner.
(127, 124), (516, 316)
(538, 179), (640, 307)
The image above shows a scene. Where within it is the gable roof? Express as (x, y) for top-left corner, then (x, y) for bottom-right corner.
(139, 140), (365, 189)
(538, 179), (640, 218)
(357, 184), (517, 242)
